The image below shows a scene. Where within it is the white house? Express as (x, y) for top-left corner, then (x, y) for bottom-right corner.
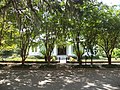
(29, 43), (97, 60)
(29, 44), (76, 59)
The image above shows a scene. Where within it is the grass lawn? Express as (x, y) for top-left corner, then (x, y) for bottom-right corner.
(1, 57), (120, 64)
(67, 58), (120, 62)
(82, 58), (120, 62)
(0, 57), (45, 62)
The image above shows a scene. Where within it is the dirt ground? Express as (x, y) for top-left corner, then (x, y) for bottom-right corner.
(0, 67), (120, 90)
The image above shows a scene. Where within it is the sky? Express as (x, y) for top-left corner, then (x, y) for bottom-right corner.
(98, 0), (120, 6)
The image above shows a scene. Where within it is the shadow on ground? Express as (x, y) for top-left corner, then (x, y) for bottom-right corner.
(10, 64), (32, 70)
(0, 67), (120, 90)
(0, 64), (7, 69)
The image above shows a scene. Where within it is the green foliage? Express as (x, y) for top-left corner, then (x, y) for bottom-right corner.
(113, 48), (120, 58)
(82, 55), (100, 59)
(27, 55), (44, 59)
(39, 47), (46, 56)
(1, 50), (14, 58)
(97, 47), (106, 57)
(27, 56), (37, 59)
(35, 55), (44, 59)
(51, 56), (57, 61)
(0, 0), (120, 65)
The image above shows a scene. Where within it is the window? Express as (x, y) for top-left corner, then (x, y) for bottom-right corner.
(32, 46), (37, 52)
(32, 47), (34, 52)
(35, 47), (37, 52)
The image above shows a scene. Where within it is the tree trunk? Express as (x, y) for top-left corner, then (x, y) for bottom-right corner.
(91, 55), (93, 65)
(47, 55), (51, 65)
(77, 54), (82, 65)
(22, 57), (25, 65)
(21, 50), (26, 65)
(108, 54), (112, 65)
(45, 55), (47, 62)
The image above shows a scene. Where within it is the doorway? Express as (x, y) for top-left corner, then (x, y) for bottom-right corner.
(58, 46), (66, 55)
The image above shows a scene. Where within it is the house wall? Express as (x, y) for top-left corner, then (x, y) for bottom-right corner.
(29, 46), (39, 56)
(67, 45), (73, 55)
(29, 44), (75, 56)
(51, 45), (57, 56)
(29, 46), (44, 56)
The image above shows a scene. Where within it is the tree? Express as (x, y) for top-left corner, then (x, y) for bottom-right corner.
(41, 0), (64, 64)
(62, 0), (85, 65)
(97, 5), (120, 65)
(82, 1), (101, 65)
(67, 0), (97, 65)
(11, 0), (39, 65)
(83, 29), (98, 65)
(0, 1), (18, 59)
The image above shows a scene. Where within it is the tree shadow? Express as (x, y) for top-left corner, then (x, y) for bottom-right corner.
(0, 69), (120, 90)
(10, 64), (32, 70)
(0, 64), (7, 69)
(39, 64), (57, 70)
(71, 65), (100, 68)
(102, 64), (120, 68)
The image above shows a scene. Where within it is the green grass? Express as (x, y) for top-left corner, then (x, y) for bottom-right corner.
(0, 57), (45, 61)
(1, 57), (120, 63)
(67, 58), (120, 62)
(81, 58), (120, 62)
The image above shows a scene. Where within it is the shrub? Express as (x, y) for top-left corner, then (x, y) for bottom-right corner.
(82, 55), (99, 59)
(35, 55), (44, 59)
(93, 55), (100, 59)
(27, 56), (37, 59)
(112, 49), (120, 58)
(9, 54), (18, 59)
(2, 50), (14, 58)
(51, 56), (57, 61)
(68, 56), (77, 61)
(69, 57), (76, 62)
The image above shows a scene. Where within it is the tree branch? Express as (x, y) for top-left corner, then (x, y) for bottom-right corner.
(0, 0), (12, 13)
